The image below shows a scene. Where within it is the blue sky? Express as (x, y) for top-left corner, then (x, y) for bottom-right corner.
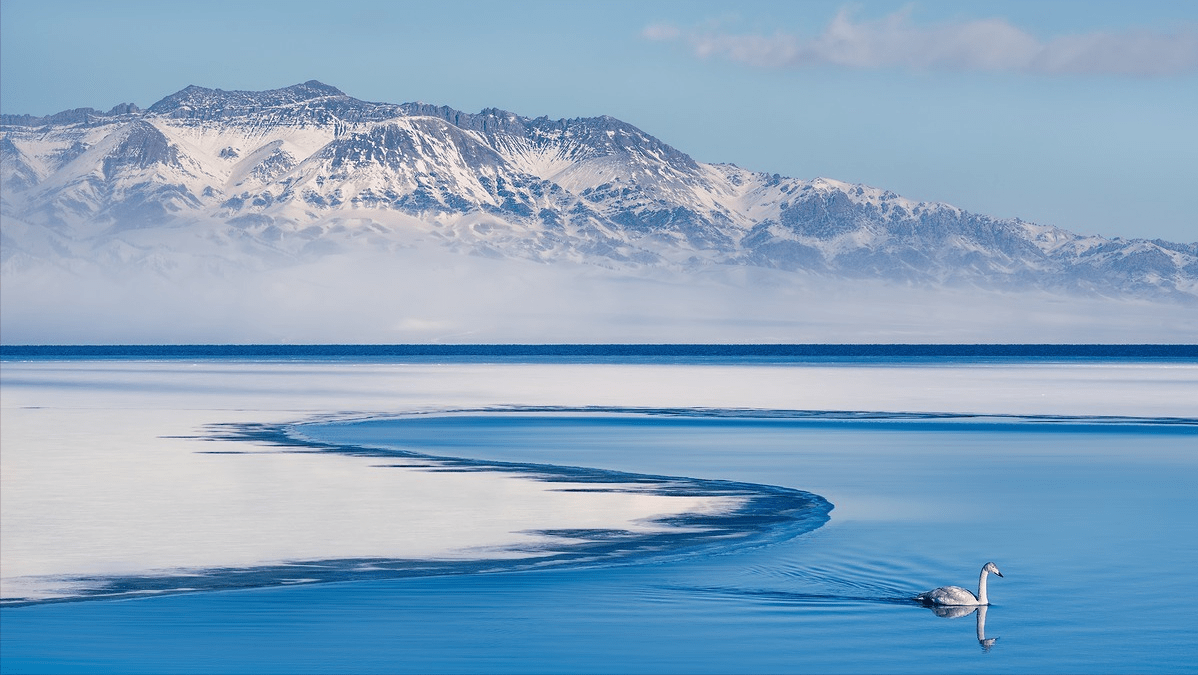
(2, 0), (1195, 242)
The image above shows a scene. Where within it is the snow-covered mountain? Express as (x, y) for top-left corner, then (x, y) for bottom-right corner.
(2, 80), (1196, 340)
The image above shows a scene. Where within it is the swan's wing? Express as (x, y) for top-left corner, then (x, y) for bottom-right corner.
(919, 585), (979, 606)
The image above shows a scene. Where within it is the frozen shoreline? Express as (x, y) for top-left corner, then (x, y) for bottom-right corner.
(2, 359), (1195, 603)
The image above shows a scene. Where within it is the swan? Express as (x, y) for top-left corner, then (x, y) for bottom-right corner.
(917, 562), (1003, 606)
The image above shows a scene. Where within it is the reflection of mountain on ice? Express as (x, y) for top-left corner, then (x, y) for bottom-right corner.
(3, 80), (1196, 342)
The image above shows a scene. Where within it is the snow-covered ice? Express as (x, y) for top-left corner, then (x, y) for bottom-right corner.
(2, 358), (1194, 602)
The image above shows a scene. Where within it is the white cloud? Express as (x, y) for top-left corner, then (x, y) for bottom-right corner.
(646, 8), (1198, 76)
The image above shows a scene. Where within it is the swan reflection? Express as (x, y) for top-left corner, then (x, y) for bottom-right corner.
(927, 603), (998, 651)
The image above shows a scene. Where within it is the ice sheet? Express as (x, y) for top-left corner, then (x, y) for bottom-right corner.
(2, 359), (1194, 602)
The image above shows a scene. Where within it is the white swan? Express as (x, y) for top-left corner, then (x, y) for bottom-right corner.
(917, 562), (1003, 606)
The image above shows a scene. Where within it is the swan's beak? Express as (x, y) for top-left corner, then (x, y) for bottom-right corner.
(995, 571), (1003, 577)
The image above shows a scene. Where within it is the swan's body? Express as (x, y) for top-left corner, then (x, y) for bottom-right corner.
(917, 562), (1003, 606)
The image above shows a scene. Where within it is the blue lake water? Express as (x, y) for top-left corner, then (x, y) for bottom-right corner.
(1, 351), (1196, 673)
(2, 352), (1198, 671)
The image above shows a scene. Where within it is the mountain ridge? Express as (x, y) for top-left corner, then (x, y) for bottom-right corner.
(2, 80), (1195, 303)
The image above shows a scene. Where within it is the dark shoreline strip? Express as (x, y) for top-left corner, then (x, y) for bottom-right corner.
(3, 343), (1196, 362)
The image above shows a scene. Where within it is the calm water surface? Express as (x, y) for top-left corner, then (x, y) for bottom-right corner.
(3, 411), (1195, 673)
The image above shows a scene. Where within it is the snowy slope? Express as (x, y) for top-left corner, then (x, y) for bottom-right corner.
(2, 80), (1196, 301)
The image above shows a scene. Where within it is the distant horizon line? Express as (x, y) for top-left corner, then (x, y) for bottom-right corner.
(3, 344), (1195, 361)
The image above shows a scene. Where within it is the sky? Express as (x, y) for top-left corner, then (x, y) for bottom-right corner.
(2, 0), (1196, 243)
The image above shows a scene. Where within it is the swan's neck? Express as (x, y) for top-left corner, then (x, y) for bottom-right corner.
(977, 569), (990, 605)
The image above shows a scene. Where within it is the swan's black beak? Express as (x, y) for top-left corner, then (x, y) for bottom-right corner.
(995, 571), (1003, 577)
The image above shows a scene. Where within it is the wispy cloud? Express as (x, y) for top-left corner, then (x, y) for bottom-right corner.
(642, 8), (1198, 76)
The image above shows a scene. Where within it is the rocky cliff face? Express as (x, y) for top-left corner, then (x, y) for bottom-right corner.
(3, 80), (1195, 301)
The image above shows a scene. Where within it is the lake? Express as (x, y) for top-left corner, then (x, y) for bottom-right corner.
(1, 347), (1195, 673)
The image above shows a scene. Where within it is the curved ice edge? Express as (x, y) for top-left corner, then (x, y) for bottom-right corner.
(2, 408), (835, 608)
(377, 405), (1196, 426)
(285, 405), (1198, 430)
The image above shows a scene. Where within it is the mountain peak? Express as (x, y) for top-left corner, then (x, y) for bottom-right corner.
(147, 81), (353, 119)
(289, 80), (346, 97)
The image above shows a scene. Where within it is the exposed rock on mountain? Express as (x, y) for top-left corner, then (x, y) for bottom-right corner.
(3, 80), (1195, 303)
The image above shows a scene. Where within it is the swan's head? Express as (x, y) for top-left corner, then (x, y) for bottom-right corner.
(983, 562), (1003, 578)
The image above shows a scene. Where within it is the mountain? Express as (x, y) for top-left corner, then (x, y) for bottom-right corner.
(2, 81), (1196, 343)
